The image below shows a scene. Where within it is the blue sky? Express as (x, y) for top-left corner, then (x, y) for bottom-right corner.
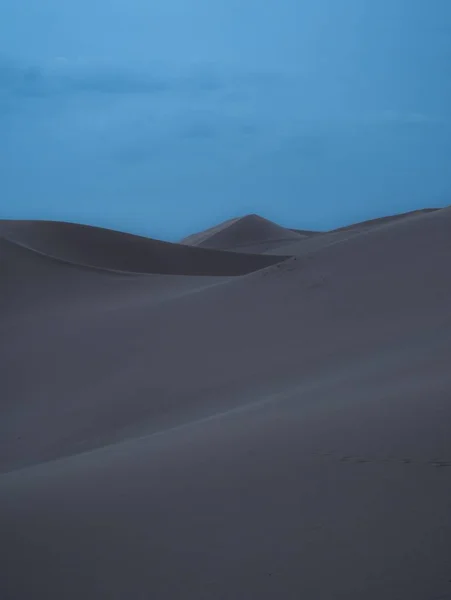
(1, 0), (450, 240)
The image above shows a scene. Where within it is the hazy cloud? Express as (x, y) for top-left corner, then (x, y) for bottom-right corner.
(1, 0), (450, 239)
(0, 56), (294, 105)
(0, 58), (200, 100)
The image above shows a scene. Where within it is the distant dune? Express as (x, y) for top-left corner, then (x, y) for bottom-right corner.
(180, 213), (304, 253)
(1, 206), (451, 600)
(180, 207), (440, 255)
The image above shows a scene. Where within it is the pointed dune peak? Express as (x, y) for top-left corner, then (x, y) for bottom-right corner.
(181, 213), (304, 251)
(179, 216), (241, 247)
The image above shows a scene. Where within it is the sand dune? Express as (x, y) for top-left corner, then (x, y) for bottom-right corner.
(1, 207), (451, 599)
(182, 207), (441, 256)
(0, 219), (285, 276)
(264, 208), (442, 256)
(180, 213), (303, 252)
(0, 235), (233, 323)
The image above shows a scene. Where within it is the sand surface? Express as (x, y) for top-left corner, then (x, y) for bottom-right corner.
(1, 208), (451, 599)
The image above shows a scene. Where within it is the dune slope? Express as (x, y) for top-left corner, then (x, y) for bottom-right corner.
(1, 207), (451, 600)
(0, 219), (286, 276)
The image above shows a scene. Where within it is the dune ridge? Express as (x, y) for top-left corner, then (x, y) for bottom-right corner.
(0, 219), (287, 276)
(182, 207), (442, 256)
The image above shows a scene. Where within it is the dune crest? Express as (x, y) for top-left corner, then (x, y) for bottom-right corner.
(0, 219), (286, 276)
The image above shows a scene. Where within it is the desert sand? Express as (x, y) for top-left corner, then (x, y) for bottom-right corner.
(1, 207), (450, 599)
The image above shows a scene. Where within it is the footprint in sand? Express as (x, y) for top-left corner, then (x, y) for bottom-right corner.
(430, 460), (451, 469)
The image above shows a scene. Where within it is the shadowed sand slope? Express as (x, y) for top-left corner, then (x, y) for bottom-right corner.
(1, 207), (451, 599)
(289, 227), (322, 236)
(0, 220), (286, 276)
(180, 213), (304, 252)
(0, 236), (232, 321)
